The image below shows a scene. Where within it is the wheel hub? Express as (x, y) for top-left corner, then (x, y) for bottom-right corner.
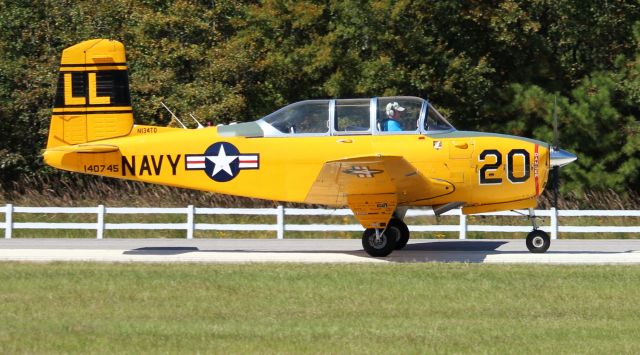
(370, 230), (387, 249)
(532, 236), (544, 248)
(373, 236), (385, 247)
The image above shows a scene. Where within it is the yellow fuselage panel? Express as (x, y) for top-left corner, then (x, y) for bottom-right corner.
(43, 128), (550, 207)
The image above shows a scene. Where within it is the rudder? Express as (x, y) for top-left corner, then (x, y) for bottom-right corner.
(47, 39), (134, 149)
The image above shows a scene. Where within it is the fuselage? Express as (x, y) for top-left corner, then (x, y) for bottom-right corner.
(43, 124), (550, 209)
(42, 38), (552, 214)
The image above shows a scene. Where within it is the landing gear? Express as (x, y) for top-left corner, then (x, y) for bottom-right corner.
(361, 210), (410, 257)
(526, 230), (550, 253)
(362, 222), (404, 257)
(525, 208), (550, 253)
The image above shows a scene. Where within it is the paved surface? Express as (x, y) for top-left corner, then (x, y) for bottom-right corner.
(2, 239), (640, 264)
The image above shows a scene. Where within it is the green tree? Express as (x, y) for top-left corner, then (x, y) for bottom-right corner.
(0, 0), (638, 195)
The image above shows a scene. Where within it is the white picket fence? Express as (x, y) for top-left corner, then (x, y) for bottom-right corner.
(1, 204), (639, 240)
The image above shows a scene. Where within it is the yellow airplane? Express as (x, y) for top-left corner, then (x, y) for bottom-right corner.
(43, 39), (577, 256)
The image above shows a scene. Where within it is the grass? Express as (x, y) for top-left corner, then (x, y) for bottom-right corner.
(1, 262), (640, 354)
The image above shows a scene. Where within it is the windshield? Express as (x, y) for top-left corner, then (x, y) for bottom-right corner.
(424, 104), (454, 131)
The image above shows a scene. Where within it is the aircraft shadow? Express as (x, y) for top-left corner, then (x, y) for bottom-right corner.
(123, 247), (199, 256)
(122, 242), (637, 263)
(403, 241), (508, 251)
(123, 241), (508, 256)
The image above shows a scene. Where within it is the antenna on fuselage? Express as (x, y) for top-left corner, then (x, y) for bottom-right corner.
(189, 113), (205, 129)
(160, 102), (187, 129)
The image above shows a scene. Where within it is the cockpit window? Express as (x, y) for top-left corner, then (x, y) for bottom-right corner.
(377, 97), (422, 132)
(335, 99), (370, 133)
(255, 96), (455, 137)
(424, 104), (454, 131)
(261, 100), (329, 134)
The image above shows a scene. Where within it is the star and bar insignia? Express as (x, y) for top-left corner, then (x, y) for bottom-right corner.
(186, 142), (259, 182)
(342, 165), (383, 178)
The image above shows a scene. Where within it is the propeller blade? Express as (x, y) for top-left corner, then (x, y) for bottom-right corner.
(549, 95), (572, 211)
(552, 96), (559, 150)
(553, 166), (559, 209)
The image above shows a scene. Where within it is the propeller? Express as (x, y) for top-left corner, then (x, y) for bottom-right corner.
(552, 97), (559, 209)
(548, 96), (577, 209)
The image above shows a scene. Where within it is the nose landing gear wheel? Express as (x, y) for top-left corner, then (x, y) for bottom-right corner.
(526, 230), (550, 253)
(362, 226), (399, 257)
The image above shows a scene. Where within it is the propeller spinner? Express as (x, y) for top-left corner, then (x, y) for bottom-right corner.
(550, 148), (577, 167)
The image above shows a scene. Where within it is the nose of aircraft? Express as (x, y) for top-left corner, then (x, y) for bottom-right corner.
(550, 148), (577, 167)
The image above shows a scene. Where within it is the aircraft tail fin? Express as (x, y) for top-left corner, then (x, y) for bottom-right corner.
(46, 39), (134, 149)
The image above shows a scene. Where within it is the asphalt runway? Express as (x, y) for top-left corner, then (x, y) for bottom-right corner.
(2, 238), (640, 264)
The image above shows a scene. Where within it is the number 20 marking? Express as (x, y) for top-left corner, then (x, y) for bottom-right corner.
(478, 149), (530, 185)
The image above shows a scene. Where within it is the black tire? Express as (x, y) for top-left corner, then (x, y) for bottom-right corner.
(390, 218), (410, 250)
(362, 227), (399, 257)
(526, 230), (550, 253)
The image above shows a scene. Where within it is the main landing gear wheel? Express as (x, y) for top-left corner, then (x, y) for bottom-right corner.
(526, 230), (550, 253)
(390, 218), (410, 250)
(362, 226), (399, 257)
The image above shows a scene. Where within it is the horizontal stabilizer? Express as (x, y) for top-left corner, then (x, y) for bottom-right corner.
(45, 144), (120, 153)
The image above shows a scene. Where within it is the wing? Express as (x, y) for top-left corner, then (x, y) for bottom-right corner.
(305, 156), (454, 228)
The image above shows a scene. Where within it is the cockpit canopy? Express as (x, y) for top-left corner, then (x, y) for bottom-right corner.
(218, 96), (455, 138)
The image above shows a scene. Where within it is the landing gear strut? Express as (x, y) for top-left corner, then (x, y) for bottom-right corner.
(525, 208), (550, 253)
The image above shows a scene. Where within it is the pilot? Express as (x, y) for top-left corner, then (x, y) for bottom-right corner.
(382, 102), (405, 131)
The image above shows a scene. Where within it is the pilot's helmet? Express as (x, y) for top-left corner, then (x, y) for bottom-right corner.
(386, 102), (405, 118)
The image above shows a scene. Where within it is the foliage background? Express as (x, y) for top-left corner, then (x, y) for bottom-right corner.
(0, 0), (638, 199)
